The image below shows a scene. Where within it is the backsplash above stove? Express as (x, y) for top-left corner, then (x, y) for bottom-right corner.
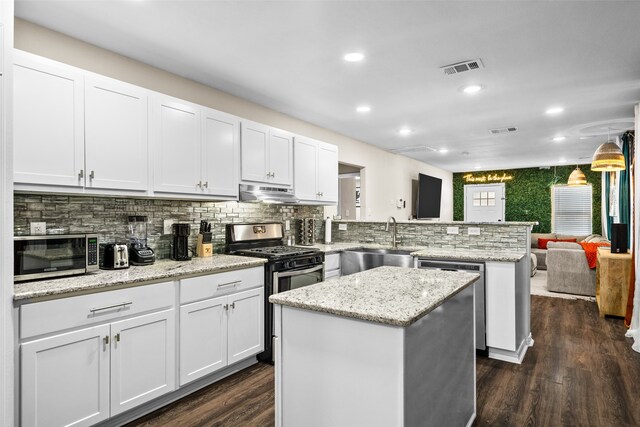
(14, 194), (325, 258)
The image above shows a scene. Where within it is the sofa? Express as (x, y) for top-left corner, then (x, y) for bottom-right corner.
(531, 233), (594, 270)
(546, 241), (597, 296)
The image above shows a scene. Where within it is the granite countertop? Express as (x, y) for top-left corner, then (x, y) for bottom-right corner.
(14, 255), (267, 302)
(269, 266), (478, 327)
(311, 242), (525, 262)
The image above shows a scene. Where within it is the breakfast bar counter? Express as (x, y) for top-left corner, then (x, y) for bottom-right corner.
(270, 266), (479, 427)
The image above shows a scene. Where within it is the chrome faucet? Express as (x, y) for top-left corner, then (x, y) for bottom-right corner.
(385, 216), (398, 248)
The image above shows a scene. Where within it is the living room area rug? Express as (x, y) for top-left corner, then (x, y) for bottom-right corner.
(530, 270), (596, 302)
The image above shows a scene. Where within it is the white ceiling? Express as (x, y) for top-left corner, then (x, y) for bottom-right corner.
(15, 0), (640, 172)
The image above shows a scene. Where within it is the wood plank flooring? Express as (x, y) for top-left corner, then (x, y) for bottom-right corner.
(127, 296), (640, 427)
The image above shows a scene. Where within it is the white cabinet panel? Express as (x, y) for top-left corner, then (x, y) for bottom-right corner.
(241, 121), (269, 182)
(85, 74), (148, 191)
(228, 287), (264, 365)
(14, 51), (84, 187)
(179, 296), (228, 386)
(268, 129), (293, 186)
(317, 142), (338, 203)
(202, 108), (239, 197)
(293, 137), (318, 201)
(152, 97), (201, 194)
(485, 261), (516, 351)
(110, 309), (176, 415)
(21, 324), (111, 427)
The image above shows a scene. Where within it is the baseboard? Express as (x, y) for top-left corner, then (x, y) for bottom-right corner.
(487, 335), (531, 364)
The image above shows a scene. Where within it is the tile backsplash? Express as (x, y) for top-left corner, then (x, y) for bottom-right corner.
(14, 194), (325, 258)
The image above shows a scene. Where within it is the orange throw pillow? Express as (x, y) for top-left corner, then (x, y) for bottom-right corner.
(538, 238), (577, 249)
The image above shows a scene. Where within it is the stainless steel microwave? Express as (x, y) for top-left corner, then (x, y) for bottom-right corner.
(14, 234), (99, 282)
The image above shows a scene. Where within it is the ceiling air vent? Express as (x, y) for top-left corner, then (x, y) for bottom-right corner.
(489, 127), (518, 135)
(441, 58), (484, 75)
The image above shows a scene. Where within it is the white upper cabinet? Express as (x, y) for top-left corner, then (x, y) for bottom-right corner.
(152, 96), (240, 199)
(293, 136), (338, 204)
(201, 108), (240, 198)
(14, 50), (84, 187)
(85, 74), (148, 191)
(241, 121), (293, 186)
(152, 96), (201, 195)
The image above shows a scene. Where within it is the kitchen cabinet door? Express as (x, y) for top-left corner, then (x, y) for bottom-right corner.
(110, 309), (176, 416)
(293, 136), (319, 201)
(227, 287), (264, 365)
(152, 97), (201, 194)
(241, 121), (269, 183)
(268, 128), (293, 186)
(85, 74), (148, 191)
(317, 142), (339, 203)
(21, 324), (111, 427)
(179, 295), (228, 386)
(14, 50), (85, 187)
(202, 108), (240, 198)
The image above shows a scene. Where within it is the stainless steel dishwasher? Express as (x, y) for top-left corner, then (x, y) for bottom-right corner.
(417, 259), (486, 351)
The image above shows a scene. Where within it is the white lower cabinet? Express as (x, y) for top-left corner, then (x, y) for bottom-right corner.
(20, 282), (176, 427)
(180, 287), (264, 386)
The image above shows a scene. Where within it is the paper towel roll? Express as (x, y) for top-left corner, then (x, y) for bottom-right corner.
(325, 217), (332, 244)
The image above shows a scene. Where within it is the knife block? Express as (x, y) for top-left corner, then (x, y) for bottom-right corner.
(196, 233), (213, 257)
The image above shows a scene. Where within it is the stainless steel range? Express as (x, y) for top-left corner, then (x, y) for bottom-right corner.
(226, 222), (324, 362)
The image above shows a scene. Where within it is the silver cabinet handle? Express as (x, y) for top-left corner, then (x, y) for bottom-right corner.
(272, 172), (276, 178)
(103, 335), (110, 345)
(90, 301), (133, 313)
(78, 169), (84, 179)
(224, 304), (229, 310)
(230, 302), (236, 309)
(89, 170), (95, 181)
(218, 280), (241, 288)
(203, 181), (209, 188)
(114, 333), (121, 343)
(197, 180), (202, 189)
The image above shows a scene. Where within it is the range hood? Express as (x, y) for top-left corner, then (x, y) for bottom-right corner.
(239, 184), (299, 204)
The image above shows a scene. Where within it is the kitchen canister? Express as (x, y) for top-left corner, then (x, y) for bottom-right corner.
(298, 218), (315, 246)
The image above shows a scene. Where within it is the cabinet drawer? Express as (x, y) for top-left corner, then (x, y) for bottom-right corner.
(20, 281), (175, 340)
(325, 253), (340, 271)
(180, 267), (264, 305)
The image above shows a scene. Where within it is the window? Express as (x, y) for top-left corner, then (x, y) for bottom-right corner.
(552, 185), (592, 235)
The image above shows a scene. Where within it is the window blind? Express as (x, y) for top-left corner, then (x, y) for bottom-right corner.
(552, 185), (593, 235)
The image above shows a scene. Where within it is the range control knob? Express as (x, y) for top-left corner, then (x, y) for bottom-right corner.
(315, 256), (323, 264)
(287, 261), (296, 269)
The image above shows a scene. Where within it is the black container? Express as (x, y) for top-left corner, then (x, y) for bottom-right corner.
(611, 223), (628, 254)
(172, 223), (192, 260)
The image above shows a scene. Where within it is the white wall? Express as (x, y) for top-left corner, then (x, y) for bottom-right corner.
(2, 3), (15, 427)
(14, 19), (453, 221)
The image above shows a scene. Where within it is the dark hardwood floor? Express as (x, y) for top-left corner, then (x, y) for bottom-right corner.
(127, 295), (640, 427)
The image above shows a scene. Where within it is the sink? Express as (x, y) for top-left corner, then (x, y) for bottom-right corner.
(341, 248), (414, 276)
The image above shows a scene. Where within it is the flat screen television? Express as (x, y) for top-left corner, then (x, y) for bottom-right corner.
(416, 173), (442, 219)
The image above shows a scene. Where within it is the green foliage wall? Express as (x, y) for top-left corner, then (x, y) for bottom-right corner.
(453, 165), (602, 234)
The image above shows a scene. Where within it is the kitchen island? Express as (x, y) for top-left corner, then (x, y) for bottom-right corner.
(270, 266), (479, 427)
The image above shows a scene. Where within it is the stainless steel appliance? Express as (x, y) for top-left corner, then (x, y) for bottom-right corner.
(417, 259), (486, 351)
(171, 223), (191, 261)
(226, 222), (324, 362)
(14, 234), (98, 281)
(100, 243), (129, 270)
(128, 215), (155, 265)
(239, 184), (299, 204)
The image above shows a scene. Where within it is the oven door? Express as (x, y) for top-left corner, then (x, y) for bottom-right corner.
(273, 263), (324, 294)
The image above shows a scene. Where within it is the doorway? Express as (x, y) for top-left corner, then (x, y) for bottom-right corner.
(464, 184), (506, 222)
(338, 163), (362, 220)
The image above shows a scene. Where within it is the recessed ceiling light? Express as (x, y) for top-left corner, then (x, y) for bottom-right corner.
(546, 106), (564, 115)
(553, 136), (566, 142)
(462, 84), (484, 94)
(344, 52), (365, 62)
(398, 128), (412, 136)
(438, 148), (449, 154)
(356, 105), (371, 113)
(474, 165), (482, 170)
(558, 159), (567, 164)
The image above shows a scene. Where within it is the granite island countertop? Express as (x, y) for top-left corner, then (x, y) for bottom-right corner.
(269, 266), (479, 327)
(14, 255), (267, 302)
(311, 242), (525, 262)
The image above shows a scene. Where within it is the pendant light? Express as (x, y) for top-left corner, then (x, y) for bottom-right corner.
(567, 165), (588, 186)
(591, 129), (625, 171)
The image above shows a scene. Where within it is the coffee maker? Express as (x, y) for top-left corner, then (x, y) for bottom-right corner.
(171, 223), (191, 261)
